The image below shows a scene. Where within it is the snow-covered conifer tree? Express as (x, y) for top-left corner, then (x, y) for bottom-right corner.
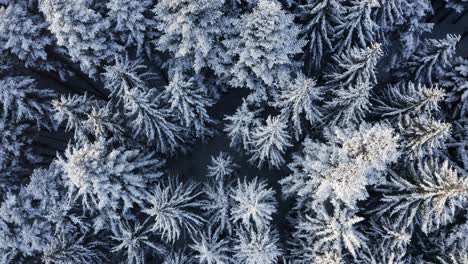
(296, 0), (344, 69)
(230, 177), (277, 229)
(233, 226), (282, 264)
(274, 74), (323, 138)
(398, 34), (460, 86)
(0, 4), (54, 71)
(249, 115), (292, 168)
(399, 116), (451, 158)
(376, 159), (468, 234)
(58, 139), (164, 213)
(143, 179), (204, 243)
(0, 76), (56, 129)
(39, 0), (119, 76)
(281, 124), (399, 208)
(224, 100), (261, 151)
(326, 43), (383, 89)
(373, 82), (446, 118)
(153, 0), (230, 74)
(107, 0), (155, 54)
(226, 0), (304, 101)
(159, 72), (215, 140)
(333, 0), (381, 54)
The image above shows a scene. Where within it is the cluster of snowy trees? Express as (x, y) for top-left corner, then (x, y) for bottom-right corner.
(0, 0), (467, 263)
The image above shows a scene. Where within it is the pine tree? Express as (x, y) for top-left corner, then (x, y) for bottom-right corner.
(143, 179), (204, 243)
(226, 0), (304, 101)
(39, 0), (119, 76)
(373, 82), (446, 118)
(274, 73), (323, 138)
(153, 0), (230, 74)
(326, 43), (383, 89)
(230, 177), (277, 229)
(376, 159), (468, 234)
(224, 100), (261, 151)
(296, 0), (344, 69)
(249, 115), (292, 168)
(333, 0), (381, 54)
(281, 124), (399, 209)
(107, 0), (155, 54)
(0, 76), (56, 129)
(58, 139), (164, 213)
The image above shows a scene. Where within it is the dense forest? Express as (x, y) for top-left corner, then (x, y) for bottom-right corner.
(0, 0), (467, 263)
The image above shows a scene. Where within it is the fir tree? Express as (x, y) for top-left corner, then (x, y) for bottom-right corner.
(107, 0), (155, 54)
(233, 226), (282, 264)
(153, 0), (229, 74)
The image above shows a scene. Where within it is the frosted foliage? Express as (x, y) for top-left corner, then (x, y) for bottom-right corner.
(0, 4), (52, 69)
(58, 139), (164, 212)
(326, 81), (372, 126)
(0, 76), (56, 129)
(334, 0), (380, 54)
(281, 124), (399, 208)
(295, 206), (365, 258)
(224, 100), (261, 151)
(377, 159), (468, 234)
(207, 152), (237, 180)
(111, 219), (164, 264)
(153, 0), (228, 74)
(404, 34), (460, 85)
(234, 227), (282, 264)
(202, 180), (232, 233)
(160, 72), (214, 139)
(42, 232), (106, 264)
(39, 0), (118, 76)
(230, 177), (277, 229)
(327, 43), (383, 88)
(441, 57), (468, 116)
(249, 115), (292, 168)
(297, 0), (344, 68)
(107, 0), (153, 53)
(143, 179), (204, 243)
(227, 0), (304, 93)
(191, 227), (231, 264)
(399, 117), (451, 158)
(274, 74), (323, 137)
(373, 82), (446, 118)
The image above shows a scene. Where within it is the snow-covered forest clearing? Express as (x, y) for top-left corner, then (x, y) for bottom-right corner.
(0, 0), (467, 263)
